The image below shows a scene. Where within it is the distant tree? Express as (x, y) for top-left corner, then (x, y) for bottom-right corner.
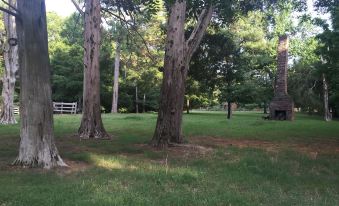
(111, 35), (121, 113)
(0, 0), (18, 125)
(109, 22), (127, 114)
(315, 2), (339, 118)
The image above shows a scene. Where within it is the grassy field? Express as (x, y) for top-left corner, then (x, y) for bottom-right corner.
(0, 111), (338, 205)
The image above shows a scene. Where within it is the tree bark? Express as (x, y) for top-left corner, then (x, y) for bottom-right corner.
(186, 98), (190, 114)
(263, 101), (268, 114)
(135, 85), (139, 113)
(13, 0), (66, 169)
(151, 0), (213, 147)
(111, 39), (120, 113)
(227, 101), (232, 119)
(0, 0), (18, 125)
(78, 0), (109, 139)
(143, 93), (146, 113)
(323, 73), (332, 121)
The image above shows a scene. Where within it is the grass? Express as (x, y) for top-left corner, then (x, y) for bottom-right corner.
(0, 111), (338, 205)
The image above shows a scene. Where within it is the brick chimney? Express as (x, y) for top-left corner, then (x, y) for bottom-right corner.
(276, 35), (288, 95)
(269, 34), (295, 120)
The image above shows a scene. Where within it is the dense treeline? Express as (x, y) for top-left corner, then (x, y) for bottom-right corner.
(1, 0), (335, 117)
(44, 0), (338, 118)
(47, 11), (164, 113)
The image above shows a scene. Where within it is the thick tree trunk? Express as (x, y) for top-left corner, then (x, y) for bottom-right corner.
(151, 1), (187, 147)
(78, 0), (109, 139)
(151, 0), (213, 147)
(0, 2), (18, 125)
(13, 0), (66, 169)
(111, 39), (120, 113)
(227, 101), (232, 119)
(323, 73), (332, 121)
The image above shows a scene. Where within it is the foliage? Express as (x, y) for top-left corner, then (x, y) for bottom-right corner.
(315, 5), (339, 116)
(47, 13), (84, 104)
(44, 0), (339, 118)
(47, 9), (164, 112)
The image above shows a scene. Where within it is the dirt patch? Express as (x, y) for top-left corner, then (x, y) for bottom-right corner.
(190, 136), (339, 159)
(136, 143), (213, 161)
(55, 160), (91, 176)
(135, 137), (339, 161)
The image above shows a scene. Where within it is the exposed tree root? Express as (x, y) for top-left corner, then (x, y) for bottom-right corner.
(13, 154), (68, 169)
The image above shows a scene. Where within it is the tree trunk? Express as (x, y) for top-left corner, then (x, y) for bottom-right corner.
(135, 85), (139, 113)
(0, 1), (18, 125)
(263, 101), (268, 114)
(151, 0), (213, 147)
(13, 0), (66, 169)
(111, 39), (120, 113)
(227, 101), (232, 119)
(323, 73), (332, 121)
(78, 0), (109, 139)
(186, 98), (190, 114)
(143, 93), (146, 113)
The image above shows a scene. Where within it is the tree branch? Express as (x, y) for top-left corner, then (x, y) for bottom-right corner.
(186, 5), (214, 60)
(1, 0), (18, 13)
(102, 8), (157, 63)
(71, 0), (84, 16)
(0, 6), (19, 18)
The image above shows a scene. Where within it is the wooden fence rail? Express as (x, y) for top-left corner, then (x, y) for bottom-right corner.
(4, 102), (77, 115)
(14, 106), (20, 115)
(53, 102), (77, 114)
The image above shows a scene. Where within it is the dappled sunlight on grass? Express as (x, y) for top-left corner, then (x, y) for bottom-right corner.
(88, 152), (201, 181)
(0, 112), (339, 205)
(90, 154), (138, 171)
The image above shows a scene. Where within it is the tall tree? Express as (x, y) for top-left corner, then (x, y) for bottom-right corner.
(73, 0), (109, 139)
(111, 36), (121, 113)
(0, 0), (18, 125)
(12, 0), (66, 168)
(322, 73), (332, 121)
(151, 0), (213, 147)
(315, 1), (339, 117)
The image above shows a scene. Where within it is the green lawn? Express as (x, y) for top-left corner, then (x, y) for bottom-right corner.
(0, 112), (338, 205)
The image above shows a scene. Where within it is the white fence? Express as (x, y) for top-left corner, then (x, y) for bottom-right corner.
(53, 102), (77, 114)
(4, 102), (77, 115)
